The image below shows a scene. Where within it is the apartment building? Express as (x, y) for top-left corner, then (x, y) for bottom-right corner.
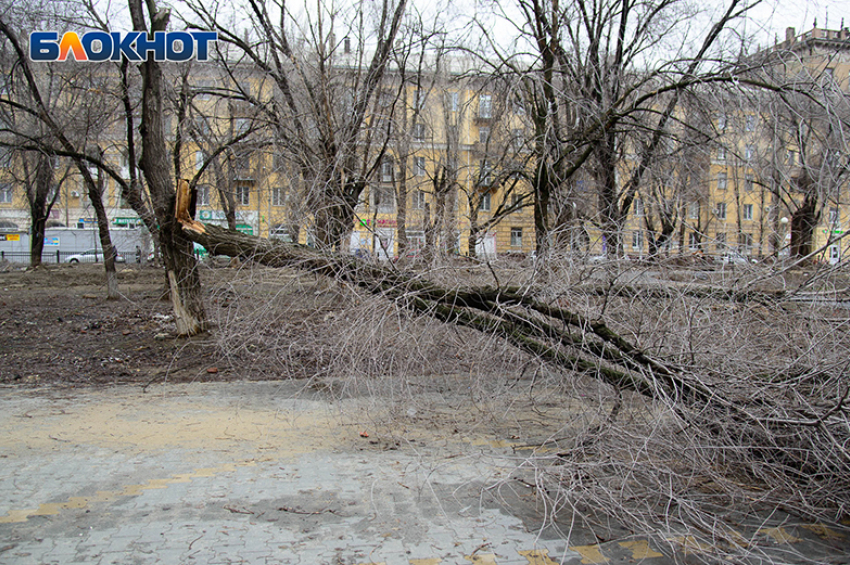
(686, 25), (849, 263)
(1, 26), (846, 263)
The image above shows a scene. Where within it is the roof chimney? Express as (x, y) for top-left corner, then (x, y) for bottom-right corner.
(785, 27), (796, 43)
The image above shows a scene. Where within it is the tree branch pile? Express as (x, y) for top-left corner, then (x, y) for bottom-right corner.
(176, 183), (850, 518)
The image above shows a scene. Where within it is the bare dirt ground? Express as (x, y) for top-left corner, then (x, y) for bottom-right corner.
(0, 262), (237, 386)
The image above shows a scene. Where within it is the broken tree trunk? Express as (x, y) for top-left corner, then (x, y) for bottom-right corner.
(174, 180), (710, 405)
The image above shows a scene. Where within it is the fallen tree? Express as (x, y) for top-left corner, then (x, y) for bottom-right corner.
(175, 181), (850, 517)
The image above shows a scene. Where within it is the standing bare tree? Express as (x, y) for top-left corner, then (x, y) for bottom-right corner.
(183, 0), (410, 252)
(129, 0), (207, 334)
(484, 0), (757, 257)
(750, 63), (850, 260)
(23, 153), (61, 268)
(0, 7), (122, 289)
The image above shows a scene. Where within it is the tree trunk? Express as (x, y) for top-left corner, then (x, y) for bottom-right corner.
(29, 211), (46, 269)
(28, 153), (53, 268)
(131, 0), (206, 335)
(314, 192), (347, 252)
(532, 160), (551, 258)
(81, 159), (119, 299)
(396, 158), (408, 259)
(212, 158), (238, 231)
(596, 141), (623, 258)
(467, 198), (480, 259)
(790, 196), (819, 260)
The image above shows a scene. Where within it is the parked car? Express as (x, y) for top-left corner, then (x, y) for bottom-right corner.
(66, 249), (126, 264)
(718, 253), (750, 265)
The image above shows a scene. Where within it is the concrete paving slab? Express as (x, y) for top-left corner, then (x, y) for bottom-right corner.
(1, 382), (849, 565)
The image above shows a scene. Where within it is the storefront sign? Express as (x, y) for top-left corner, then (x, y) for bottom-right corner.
(360, 219), (398, 228)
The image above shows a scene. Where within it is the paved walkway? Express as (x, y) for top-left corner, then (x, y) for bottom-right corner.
(1, 382), (848, 564)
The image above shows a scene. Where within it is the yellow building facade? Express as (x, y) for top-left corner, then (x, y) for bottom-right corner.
(1, 27), (846, 263)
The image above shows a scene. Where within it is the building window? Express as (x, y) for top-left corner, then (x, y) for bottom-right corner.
(446, 91), (459, 113)
(715, 232), (726, 252)
(478, 94), (492, 119)
(745, 115), (755, 132)
(829, 207), (840, 228)
(381, 159), (394, 183)
(510, 227), (523, 247)
(634, 198), (644, 217)
(511, 129), (524, 150)
(742, 203), (753, 221)
(716, 114), (727, 131)
(372, 186), (395, 213)
(193, 116), (210, 136)
(479, 192), (491, 212)
(715, 202), (727, 220)
(745, 144), (755, 161)
(413, 89), (426, 111)
(406, 231), (425, 253)
(447, 157), (459, 176)
(511, 94), (526, 115)
(118, 186), (130, 208)
(414, 156), (426, 177)
(478, 127), (490, 144)
(687, 201), (700, 219)
(716, 147), (726, 161)
(745, 174), (754, 192)
(235, 117), (251, 135)
(717, 171), (727, 190)
(195, 151), (204, 170)
(372, 115), (392, 137)
(479, 160), (493, 186)
(0, 183), (12, 204)
(786, 150), (796, 165)
(632, 230), (643, 251)
(272, 186), (286, 207)
(446, 125), (459, 144)
(688, 232), (700, 250)
(738, 232), (753, 253)
(270, 224), (295, 243)
(411, 190), (426, 210)
(236, 184), (250, 206)
(412, 122), (426, 141)
(197, 185), (210, 206)
(195, 79), (214, 101)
